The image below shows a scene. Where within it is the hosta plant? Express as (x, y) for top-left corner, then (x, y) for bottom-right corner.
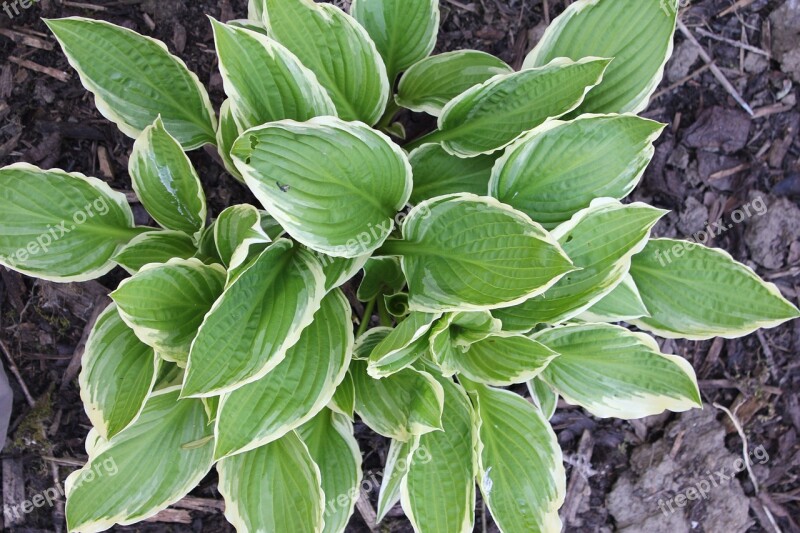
(1, 0), (797, 531)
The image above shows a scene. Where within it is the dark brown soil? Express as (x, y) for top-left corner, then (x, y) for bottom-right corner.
(0, 0), (798, 532)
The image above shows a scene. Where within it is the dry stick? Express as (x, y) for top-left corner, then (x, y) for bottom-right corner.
(677, 19), (754, 116)
(0, 338), (35, 407)
(694, 27), (770, 57)
(717, 0), (758, 18)
(561, 429), (595, 525)
(7, 57), (70, 83)
(354, 492), (379, 533)
(713, 403), (760, 493)
(651, 64), (711, 100)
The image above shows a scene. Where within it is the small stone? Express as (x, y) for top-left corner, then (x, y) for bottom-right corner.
(666, 41), (700, 82)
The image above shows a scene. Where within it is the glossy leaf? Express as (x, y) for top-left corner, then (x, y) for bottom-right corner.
(408, 144), (496, 205)
(493, 200), (665, 330)
(298, 409), (362, 533)
(211, 19), (336, 131)
(630, 239), (800, 339)
(65, 389), (214, 532)
(80, 304), (158, 440)
(467, 382), (565, 533)
(113, 230), (197, 274)
(0, 163), (136, 282)
(523, 0), (678, 114)
(45, 17), (216, 149)
(352, 360), (444, 441)
(130, 117), (207, 235)
(262, 0), (389, 124)
(397, 50), (513, 116)
(232, 118), (412, 258)
(380, 194), (575, 312)
(217, 431), (324, 533)
(214, 289), (353, 459)
(401, 374), (476, 533)
(490, 114), (664, 229)
(351, 0), (439, 82)
(416, 57), (610, 157)
(534, 323), (702, 418)
(111, 259), (226, 365)
(182, 240), (326, 397)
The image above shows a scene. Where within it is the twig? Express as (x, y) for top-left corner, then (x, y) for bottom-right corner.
(0, 338), (35, 407)
(694, 27), (770, 57)
(0, 28), (54, 50)
(355, 492), (379, 532)
(677, 19), (754, 116)
(717, 0), (757, 18)
(713, 402), (760, 493)
(652, 64), (711, 100)
(561, 429), (594, 525)
(7, 57), (70, 83)
(756, 330), (780, 383)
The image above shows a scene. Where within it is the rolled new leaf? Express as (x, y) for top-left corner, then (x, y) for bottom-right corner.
(45, 17), (216, 149)
(262, 0), (389, 124)
(79, 304), (158, 440)
(351, 0), (439, 83)
(411, 56), (610, 157)
(367, 312), (440, 378)
(489, 114), (665, 229)
(466, 381), (566, 533)
(397, 50), (513, 116)
(111, 259), (226, 365)
(533, 323), (702, 418)
(380, 194), (575, 312)
(214, 289), (353, 459)
(630, 239), (800, 339)
(523, 0), (678, 114)
(65, 389), (214, 532)
(130, 117), (207, 235)
(217, 431), (324, 533)
(0, 163), (137, 282)
(298, 409), (363, 533)
(211, 19), (336, 131)
(232, 118), (412, 258)
(182, 240), (326, 397)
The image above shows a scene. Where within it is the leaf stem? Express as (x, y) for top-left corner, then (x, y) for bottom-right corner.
(404, 128), (448, 151)
(357, 298), (377, 337)
(377, 99), (401, 130)
(377, 296), (393, 327)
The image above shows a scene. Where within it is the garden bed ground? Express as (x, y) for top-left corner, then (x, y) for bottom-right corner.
(0, 0), (799, 531)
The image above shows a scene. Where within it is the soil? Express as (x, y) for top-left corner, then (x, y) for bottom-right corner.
(0, 0), (799, 532)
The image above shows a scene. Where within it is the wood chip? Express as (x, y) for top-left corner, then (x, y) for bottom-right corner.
(7, 57), (70, 83)
(144, 508), (192, 524)
(0, 28), (54, 50)
(562, 429), (595, 525)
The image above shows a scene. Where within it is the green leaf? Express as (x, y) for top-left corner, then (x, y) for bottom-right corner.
(217, 431), (324, 533)
(211, 19), (336, 131)
(357, 257), (406, 302)
(380, 194), (575, 312)
(130, 117), (207, 235)
(408, 144), (496, 205)
(534, 323), (702, 418)
(367, 311), (440, 378)
(580, 273), (650, 322)
(113, 230), (197, 274)
(493, 200), (666, 330)
(0, 163), (137, 282)
(80, 304), (158, 440)
(322, 255), (370, 292)
(213, 204), (270, 268)
(377, 436), (420, 521)
(466, 382), (565, 533)
(298, 409), (363, 533)
(262, 0), (389, 124)
(214, 289), (353, 459)
(397, 50), (513, 116)
(232, 118), (412, 258)
(351, 0), (439, 83)
(248, 0), (265, 21)
(414, 57), (610, 157)
(385, 292), (411, 318)
(401, 374), (476, 532)
(45, 17), (216, 149)
(527, 377), (558, 420)
(111, 258), (226, 365)
(490, 114), (665, 229)
(523, 0), (678, 114)
(629, 239), (800, 339)
(216, 100), (245, 182)
(352, 360), (444, 441)
(352, 328), (393, 360)
(447, 334), (558, 386)
(182, 240), (326, 397)
(65, 389), (214, 532)
(330, 371), (355, 419)
(429, 311), (503, 375)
